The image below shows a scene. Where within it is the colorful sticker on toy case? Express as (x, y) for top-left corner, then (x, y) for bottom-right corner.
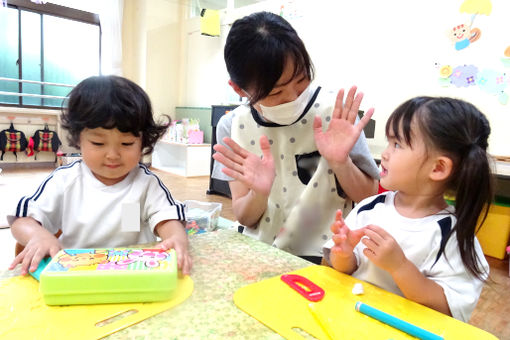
(61, 252), (108, 269)
(47, 248), (172, 272)
(110, 249), (169, 269)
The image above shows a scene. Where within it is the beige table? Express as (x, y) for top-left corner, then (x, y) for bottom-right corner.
(1, 229), (310, 339)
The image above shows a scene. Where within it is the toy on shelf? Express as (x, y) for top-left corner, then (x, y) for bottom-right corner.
(188, 130), (204, 144)
(164, 118), (203, 144)
(39, 248), (177, 305)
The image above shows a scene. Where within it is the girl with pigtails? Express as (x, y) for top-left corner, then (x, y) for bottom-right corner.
(323, 96), (493, 322)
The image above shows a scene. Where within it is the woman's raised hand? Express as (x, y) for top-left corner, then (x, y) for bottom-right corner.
(313, 86), (374, 166)
(212, 135), (275, 197)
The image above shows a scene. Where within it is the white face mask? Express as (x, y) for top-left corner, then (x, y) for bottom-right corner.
(258, 85), (313, 125)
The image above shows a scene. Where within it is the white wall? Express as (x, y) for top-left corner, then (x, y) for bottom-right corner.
(180, 0), (510, 156)
(178, 17), (227, 107)
(122, 0), (188, 120)
(294, 0), (510, 157)
(178, 1), (284, 107)
(122, 0), (147, 88)
(145, 1), (186, 118)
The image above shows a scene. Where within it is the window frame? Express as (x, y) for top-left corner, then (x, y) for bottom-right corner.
(1, 0), (101, 109)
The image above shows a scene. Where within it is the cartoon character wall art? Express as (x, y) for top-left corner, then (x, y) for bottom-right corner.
(450, 23), (481, 50)
(450, 0), (492, 51)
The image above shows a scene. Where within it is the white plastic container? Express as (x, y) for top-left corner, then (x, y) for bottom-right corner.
(184, 200), (222, 231)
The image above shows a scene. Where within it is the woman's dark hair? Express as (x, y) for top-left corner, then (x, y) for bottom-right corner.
(61, 75), (168, 155)
(225, 11), (314, 104)
(386, 96), (493, 280)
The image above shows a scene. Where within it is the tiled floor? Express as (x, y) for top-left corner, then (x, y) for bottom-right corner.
(0, 166), (509, 339)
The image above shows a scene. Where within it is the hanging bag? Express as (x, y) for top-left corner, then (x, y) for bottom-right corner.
(0, 123), (29, 161)
(32, 124), (62, 162)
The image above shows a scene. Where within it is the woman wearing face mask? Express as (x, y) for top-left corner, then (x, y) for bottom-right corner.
(212, 11), (379, 264)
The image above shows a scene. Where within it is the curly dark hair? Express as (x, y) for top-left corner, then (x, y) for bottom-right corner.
(61, 75), (169, 155)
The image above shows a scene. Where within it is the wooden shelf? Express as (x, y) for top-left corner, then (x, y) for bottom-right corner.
(152, 141), (211, 177)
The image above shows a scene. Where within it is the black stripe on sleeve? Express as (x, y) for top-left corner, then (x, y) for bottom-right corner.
(139, 164), (176, 205)
(21, 161), (82, 217)
(15, 196), (26, 217)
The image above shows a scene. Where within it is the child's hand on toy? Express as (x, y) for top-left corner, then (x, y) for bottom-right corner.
(157, 237), (192, 276)
(9, 232), (61, 275)
(361, 224), (407, 274)
(155, 220), (192, 275)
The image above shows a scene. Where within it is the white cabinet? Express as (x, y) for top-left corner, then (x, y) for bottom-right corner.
(152, 141), (211, 177)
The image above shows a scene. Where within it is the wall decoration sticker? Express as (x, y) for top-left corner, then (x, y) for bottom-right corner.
(449, 0), (492, 50)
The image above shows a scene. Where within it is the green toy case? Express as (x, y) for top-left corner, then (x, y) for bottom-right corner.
(39, 248), (177, 305)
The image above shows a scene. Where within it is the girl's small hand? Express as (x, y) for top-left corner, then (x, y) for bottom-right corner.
(157, 235), (192, 276)
(9, 234), (61, 275)
(361, 224), (407, 274)
(313, 86), (374, 167)
(212, 136), (275, 197)
(329, 210), (365, 269)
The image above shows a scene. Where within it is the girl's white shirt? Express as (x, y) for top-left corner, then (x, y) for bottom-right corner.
(323, 190), (489, 322)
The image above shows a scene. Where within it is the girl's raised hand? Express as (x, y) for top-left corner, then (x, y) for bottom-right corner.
(361, 224), (407, 274)
(329, 210), (365, 274)
(330, 210), (365, 257)
(313, 86), (374, 166)
(212, 135), (275, 197)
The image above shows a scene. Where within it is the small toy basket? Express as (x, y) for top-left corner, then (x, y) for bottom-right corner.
(184, 200), (222, 232)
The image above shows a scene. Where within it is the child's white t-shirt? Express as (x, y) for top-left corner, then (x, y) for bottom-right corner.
(323, 191), (489, 322)
(9, 161), (186, 248)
